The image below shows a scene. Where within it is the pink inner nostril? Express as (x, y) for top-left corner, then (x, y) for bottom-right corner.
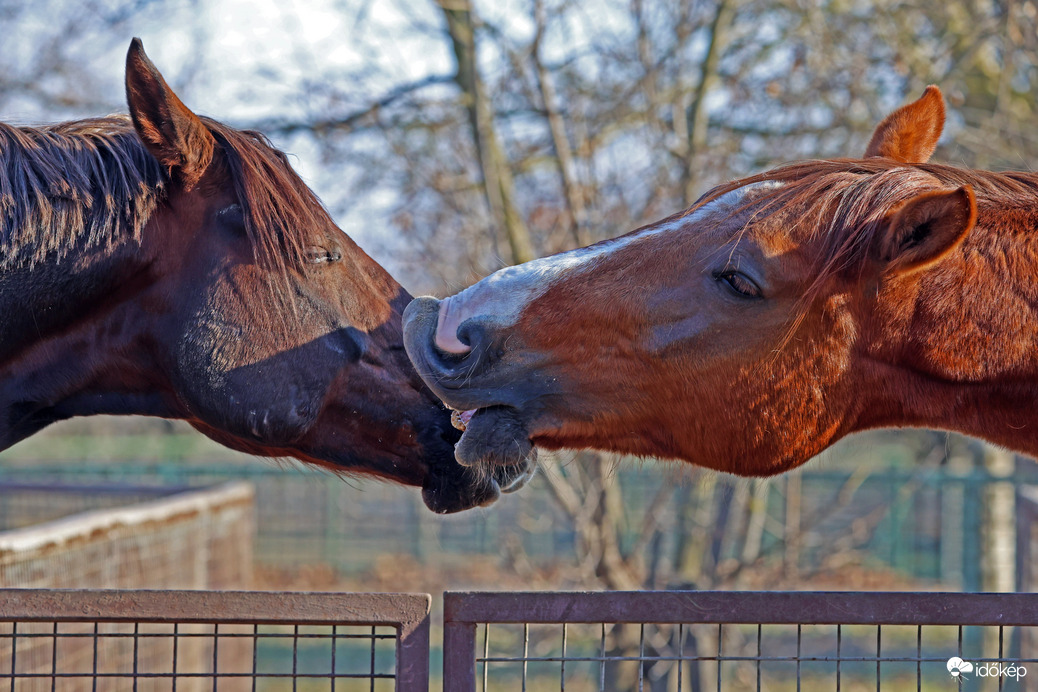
(434, 298), (472, 354)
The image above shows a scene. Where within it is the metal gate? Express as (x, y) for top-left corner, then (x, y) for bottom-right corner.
(5, 589), (1038, 690)
(444, 591), (1038, 691)
(0, 589), (430, 691)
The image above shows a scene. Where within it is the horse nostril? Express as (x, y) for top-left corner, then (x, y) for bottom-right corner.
(433, 314), (491, 361)
(428, 317), (501, 382)
(407, 297), (504, 386)
(455, 320), (488, 354)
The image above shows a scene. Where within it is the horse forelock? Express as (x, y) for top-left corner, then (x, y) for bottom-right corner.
(698, 159), (1038, 313)
(0, 116), (164, 269)
(203, 118), (334, 282)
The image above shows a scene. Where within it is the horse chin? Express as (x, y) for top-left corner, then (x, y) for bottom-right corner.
(420, 453), (536, 514)
(417, 407), (537, 513)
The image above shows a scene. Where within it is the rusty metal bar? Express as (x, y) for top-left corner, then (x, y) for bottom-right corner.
(1014, 488), (1038, 670)
(0, 589), (425, 626)
(443, 620), (477, 692)
(444, 590), (1038, 626)
(1017, 486), (1038, 592)
(396, 594), (432, 692)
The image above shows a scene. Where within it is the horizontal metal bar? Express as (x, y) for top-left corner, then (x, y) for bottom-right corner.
(0, 673), (395, 680)
(0, 631), (397, 640)
(445, 591), (1038, 627)
(475, 654), (1038, 664)
(0, 590), (430, 627)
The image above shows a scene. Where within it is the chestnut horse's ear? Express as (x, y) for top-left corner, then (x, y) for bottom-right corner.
(864, 86), (945, 163)
(125, 38), (214, 190)
(876, 186), (976, 275)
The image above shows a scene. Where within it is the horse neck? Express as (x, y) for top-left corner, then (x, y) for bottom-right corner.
(859, 200), (1038, 455)
(0, 231), (154, 358)
(0, 233), (162, 448)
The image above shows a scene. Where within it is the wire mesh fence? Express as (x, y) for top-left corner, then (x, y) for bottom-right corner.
(443, 591), (1038, 691)
(0, 481), (194, 531)
(4, 590), (1038, 690)
(0, 482), (254, 590)
(1, 458), (1031, 589)
(0, 589), (431, 691)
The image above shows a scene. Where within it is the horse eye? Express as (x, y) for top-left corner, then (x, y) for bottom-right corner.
(216, 204), (245, 230)
(305, 246), (342, 264)
(715, 269), (762, 299)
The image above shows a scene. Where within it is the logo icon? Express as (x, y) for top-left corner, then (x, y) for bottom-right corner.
(948, 657), (974, 678)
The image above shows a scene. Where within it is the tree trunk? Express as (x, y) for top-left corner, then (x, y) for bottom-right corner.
(681, 0), (734, 207)
(438, 0), (537, 265)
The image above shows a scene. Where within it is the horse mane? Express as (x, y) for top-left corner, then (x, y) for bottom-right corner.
(0, 114), (326, 273)
(695, 158), (1038, 302)
(201, 118), (326, 277)
(0, 116), (164, 269)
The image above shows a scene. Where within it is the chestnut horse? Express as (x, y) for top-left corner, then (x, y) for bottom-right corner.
(405, 86), (1033, 477)
(0, 39), (532, 512)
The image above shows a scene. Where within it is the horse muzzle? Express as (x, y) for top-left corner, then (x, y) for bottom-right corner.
(403, 296), (543, 471)
(403, 297), (531, 409)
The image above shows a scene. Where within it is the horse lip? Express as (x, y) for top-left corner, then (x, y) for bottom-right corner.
(499, 460), (536, 493)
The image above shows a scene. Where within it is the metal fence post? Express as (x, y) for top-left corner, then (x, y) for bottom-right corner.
(443, 593), (478, 692)
(396, 594), (432, 692)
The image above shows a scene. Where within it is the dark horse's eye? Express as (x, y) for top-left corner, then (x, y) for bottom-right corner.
(305, 246), (343, 264)
(715, 269), (762, 299)
(216, 204), (245, 230)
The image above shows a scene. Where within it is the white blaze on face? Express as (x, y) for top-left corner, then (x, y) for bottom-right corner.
(433, 182), (781, 354)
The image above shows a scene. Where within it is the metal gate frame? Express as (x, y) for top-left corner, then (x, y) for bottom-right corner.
(7, 588), (1038, 689)
(443, 590), (1038, 691)
(0, 589), (431, 691)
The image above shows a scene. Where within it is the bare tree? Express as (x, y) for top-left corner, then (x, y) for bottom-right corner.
(257, 0), (1038, 597)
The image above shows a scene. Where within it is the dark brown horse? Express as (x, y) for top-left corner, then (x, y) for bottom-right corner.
(405, 86), (1034, 477)
(0, 39), (532, 512)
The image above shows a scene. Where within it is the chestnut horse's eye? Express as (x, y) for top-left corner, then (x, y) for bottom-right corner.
(305, 246), (342, 264)
(715, 269), (762, 299)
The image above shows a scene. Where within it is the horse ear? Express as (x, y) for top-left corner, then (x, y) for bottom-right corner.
(864, 85), (945, 163)
(125, 38), (214, 190)
(876, 186), (976, 275)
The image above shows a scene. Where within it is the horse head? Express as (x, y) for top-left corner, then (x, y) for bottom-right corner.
(0, 40), (533, 512)
(402, 86), (1027, 476)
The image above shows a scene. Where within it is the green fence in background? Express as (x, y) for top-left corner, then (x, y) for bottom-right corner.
(1, 443), (1033, 592)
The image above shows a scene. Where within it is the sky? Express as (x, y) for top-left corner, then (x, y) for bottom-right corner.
(1, 0), (872, 287)
(1, 0), (466, 282)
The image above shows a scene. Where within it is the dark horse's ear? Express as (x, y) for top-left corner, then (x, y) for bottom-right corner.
(876, 186), (976, 275)
(125, 38), (215, 190)
(864, 86), (945, 163)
